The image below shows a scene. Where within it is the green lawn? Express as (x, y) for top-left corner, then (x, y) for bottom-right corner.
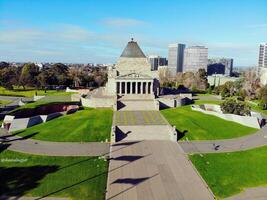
(193, 100), (222, 105)
(0, 86), (74, 97)
(160, 105), (257, 140)
(190, 146), (267, 199)
(17, 108), (113, 142)
(248, 102), (267, 116)
(0, 150), (107, 200)
(0, 100), (12, 105)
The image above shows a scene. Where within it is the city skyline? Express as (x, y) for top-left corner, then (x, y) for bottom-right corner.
(0, 0), (267, 66)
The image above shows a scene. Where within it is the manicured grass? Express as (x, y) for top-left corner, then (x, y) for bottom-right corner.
(0, 150), (107, 200)
(161, 105), (257, 140)
(190, 146), (267, 199)
(0, 87), (74, 97)
(0, 100), (12, 105)
(17, 108), (113, 142)
(248, 102), (267, 116)
(193, 100), (222, 105)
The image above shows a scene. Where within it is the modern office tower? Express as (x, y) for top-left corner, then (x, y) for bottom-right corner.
(168, 43), (186, 75)
(258, 43), (267, 85)
(183, 46), (208, 72)
(207, 58), (234, 76)
(148, 55), (168, 71)
(258, 43), (267, 67)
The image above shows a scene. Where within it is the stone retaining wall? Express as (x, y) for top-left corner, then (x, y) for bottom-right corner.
(192, 104), (262, 129)
(81, 97), (115, 108)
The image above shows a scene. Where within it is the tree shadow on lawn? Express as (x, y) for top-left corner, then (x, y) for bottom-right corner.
(176, 129), (188, 141)
(0, 165), (59, 198)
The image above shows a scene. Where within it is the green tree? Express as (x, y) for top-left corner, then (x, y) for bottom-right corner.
(221, 98), (251, 116)
(258, 85), (267, 109)
(19, 63), (39, 89)
(0, 66), (18, 89)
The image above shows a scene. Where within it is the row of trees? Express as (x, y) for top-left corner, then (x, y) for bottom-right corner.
(0, 62), (107, 90)
(159, 68), (208, 91)
(212, 69), (267, 109)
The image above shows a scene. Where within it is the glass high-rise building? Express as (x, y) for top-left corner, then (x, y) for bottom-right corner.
(259, 43), (267, 68)
(183, 46), (208, 72)
(168, 43), (186, 75)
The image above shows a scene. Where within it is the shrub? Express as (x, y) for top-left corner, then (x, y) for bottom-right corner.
(221, 98), (251, 116)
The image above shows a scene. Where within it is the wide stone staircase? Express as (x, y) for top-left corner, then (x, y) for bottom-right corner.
(112, 111), (177, 142)
(117, 99), (157, 111)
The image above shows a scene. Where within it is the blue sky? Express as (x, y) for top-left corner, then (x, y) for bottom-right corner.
(0, 0), (266, 66)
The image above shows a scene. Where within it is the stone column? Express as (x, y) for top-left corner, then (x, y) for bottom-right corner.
(135, 82), (138, 94)
(119, 81), (122, 95)
(141, 81), (143, 94)
(146, 82), (149, 94)
(130, 81), (132, 94)
(150, 81), (153, 94)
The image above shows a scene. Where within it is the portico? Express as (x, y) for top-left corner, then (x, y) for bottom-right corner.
(116, 80), (153, 95)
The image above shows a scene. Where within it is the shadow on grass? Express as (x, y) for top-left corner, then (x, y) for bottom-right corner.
(176, 129), (188, 141)
(0, 132), (39, 143)
(37, 151), (151, 199)
(0, 143), (11, 153)
(0, 165), (59, 198)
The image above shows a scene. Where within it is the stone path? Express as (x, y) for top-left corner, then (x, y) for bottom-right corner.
(225, 187), (267, 200)
(1, 135), (110, 156)
(106, 140), (214, 200)
(0, 196), (68, 200)
(116, 125), (172, 141)
(114, 111), (168, 126)
(179, 124), (267, 154)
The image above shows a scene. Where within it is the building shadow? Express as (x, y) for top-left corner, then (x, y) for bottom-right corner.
(112, 141), (140, 147)
(111, 155), (144, 162)
(117, 101), (126, 111)
(112, 177), (150, 185)
(115, 127), (131, 142)
(0, 165), (59, 198)
(107, 174), (159, 200)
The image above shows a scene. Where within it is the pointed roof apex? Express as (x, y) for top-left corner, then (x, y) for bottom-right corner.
(120, 39), (146, 58)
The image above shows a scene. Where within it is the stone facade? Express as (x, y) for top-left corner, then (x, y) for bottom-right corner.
(105, 40), (160, 97)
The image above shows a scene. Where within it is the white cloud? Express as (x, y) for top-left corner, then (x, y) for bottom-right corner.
(101, 17), (146, 28)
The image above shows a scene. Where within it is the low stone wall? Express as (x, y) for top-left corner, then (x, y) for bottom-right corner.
(13, 104), (79, 118)
(192, 104), (261, 129)
(2, 111), (65, 132)
(157, 97), (189, 109)
(81, 97), (115, 108)
(33, 95), (45, 101)
(66, 87), (89, 95)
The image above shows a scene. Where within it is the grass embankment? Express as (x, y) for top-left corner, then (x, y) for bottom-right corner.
(161, 103), (257, 140)
(17, 108), (113, 142)
(0, 150), (107, 200)
(0, 87), (73, 97)
(0, 100), (12, 105)
(190, 146), (267, 199)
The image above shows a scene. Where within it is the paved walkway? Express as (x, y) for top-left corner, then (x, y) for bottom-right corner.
(114, 111), (168, 126)
(1, 135), (110, 156)
(225, 187), (267, 200)
(116, 125), (171, 141)
(106, 140), (214, 200)
(179, 125), (267, 153)
(0, 196), (67, 200)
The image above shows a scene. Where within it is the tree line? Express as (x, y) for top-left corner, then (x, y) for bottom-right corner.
(0, 62), (107, 90)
